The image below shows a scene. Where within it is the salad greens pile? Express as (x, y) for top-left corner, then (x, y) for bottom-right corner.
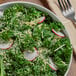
(0, 4), (72, 76)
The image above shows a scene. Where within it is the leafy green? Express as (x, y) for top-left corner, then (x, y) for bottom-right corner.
(0, 4), (72, 76)
(0, 56), (5, 76)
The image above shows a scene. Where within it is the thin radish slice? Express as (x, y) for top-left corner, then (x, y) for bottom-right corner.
(37, 16), (45, 24)
(48, 57), (57, 71)
(0, 39), (13, 50)
(52, 29), (65, 37)
(23, 48), (39, 61)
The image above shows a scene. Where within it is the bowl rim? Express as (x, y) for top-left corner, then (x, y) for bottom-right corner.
(0, 1), (73, 76)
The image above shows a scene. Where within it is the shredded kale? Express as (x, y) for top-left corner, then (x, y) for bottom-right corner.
(0, 4), (72, 76)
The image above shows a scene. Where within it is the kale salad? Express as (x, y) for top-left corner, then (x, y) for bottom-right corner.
(0, 4), (72, 76)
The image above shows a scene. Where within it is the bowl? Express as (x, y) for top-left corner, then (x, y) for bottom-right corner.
(0, 1), (72, 76)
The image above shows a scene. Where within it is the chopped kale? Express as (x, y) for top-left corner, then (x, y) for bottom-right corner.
(0, 4), (72, 76)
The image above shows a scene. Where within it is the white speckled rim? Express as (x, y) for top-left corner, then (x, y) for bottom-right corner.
(0, 1), (73, 76)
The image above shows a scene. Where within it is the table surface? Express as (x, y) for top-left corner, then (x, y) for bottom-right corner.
(0, 0), (76, 76)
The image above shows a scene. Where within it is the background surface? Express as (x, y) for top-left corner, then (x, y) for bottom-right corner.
(0, 0), (76, 76)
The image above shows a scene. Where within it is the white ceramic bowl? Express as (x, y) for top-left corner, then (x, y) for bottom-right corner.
(0, 1), (72, 76)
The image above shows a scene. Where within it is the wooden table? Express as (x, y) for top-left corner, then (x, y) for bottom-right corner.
(0, 0), (76, 76)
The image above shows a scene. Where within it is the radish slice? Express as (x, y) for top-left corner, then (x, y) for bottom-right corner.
(52, 29), (65, 37)
(24, 48), (39, 61)
(38, 16), (45, 24)
(48, 58), (57, 71)
(0, 39), (13, 50)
